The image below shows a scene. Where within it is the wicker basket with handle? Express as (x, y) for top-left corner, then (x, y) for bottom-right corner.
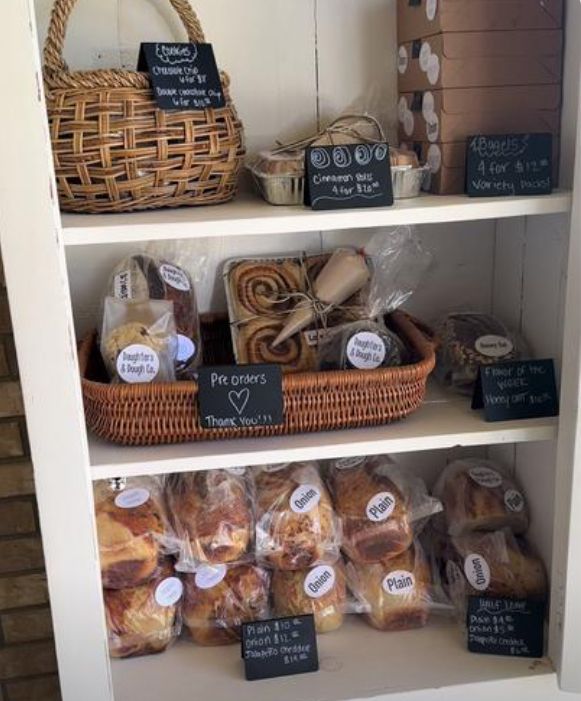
(79, 311), (436, 446)
(43, 0), (245, 213)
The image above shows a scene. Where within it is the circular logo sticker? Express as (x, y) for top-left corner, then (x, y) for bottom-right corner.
(226, 467), (246, 476)
(290, 484), (321, 514)
(475, 335), (514, 358)
(425, 113), (439, 143)
(114, 487), (150, 509)
(505, 489), (525, 513)
(346, 332), (387, 370)
(464, 553), (491, 591)
(469, 466), (503, 489)
(398, 45), (409, 74)
(366, 491), (396, 522)
(403, 110), (415, 137)
(426, 0), (438, 21)
(195, 564), (227, 590)
(382, 570), (415, 596)
(304, 565), (336, 599)
(335, 456), (366, 470)
(427, 53), (440, 85)
(159, 263), (191, 291)
(419, 42), (432, 72)
(116, 344), (160, 384)
(155, 577), (183, 607)
(422, 91), (435, 120)
(176, 335), (196, 363)
(427, 144), (442, 173)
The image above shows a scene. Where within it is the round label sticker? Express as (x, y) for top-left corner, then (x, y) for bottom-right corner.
(403, 110), (415, 137)
(398, 45), (409, 75)
(335, 456), (366, 470)
(226, 467), (246, 476)
(422, 91), (435, 120)
(505, 489), (525, 513)
(116, 344), (160, 384)
(398, 96), (408, 123)
(155, 577), (183, 607)
(195, 564), (227, 589)
(304, 565), (336, 599)
(159, 263), (191, 291)
(366, 491), (396, 522)
(426, 0), (438, 21)
(419, 42), (432, 72)
(176, 334), (196, 363)
(346, 332), (387, 370)
(425, 113), (439, 143)
(290, 484), (321, 514)
(115, 488), (150, 509)
(427, 144), (442, 173)
(382, 570), (415, 596)
(446, 560), (463, 586)
(475, 335), (514, 358)
(469, 466), (503, 489)
(427, 53), (440, 86)
(464, 553), (491, 591)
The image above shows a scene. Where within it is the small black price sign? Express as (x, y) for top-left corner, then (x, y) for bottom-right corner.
(467, 596), (545, 658)
(305, 143), (393, 210)
(242, 615), (319, 681)
(472, 359), (559, 422)
(197, 365), (284, 430)
(138, 42), (225, 111)
(466, 133), (553, 197)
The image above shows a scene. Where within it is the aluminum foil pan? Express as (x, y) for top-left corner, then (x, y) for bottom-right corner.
(391, 165), (430, 199)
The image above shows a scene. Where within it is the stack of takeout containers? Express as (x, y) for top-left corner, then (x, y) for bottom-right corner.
(396, 0), (563, 194)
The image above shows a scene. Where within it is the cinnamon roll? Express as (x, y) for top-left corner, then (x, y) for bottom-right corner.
(229, 260), (302, 320)
(237, 318), (315, 372)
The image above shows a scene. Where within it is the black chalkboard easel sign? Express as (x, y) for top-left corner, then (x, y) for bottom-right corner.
(138, 43), (225, 111)
(242, 615), (319, 681)
(467, 596), (545, 658)
(466, 133), (553, 197)
(472, 359), (559, 422)
(305, 143), (394, 210)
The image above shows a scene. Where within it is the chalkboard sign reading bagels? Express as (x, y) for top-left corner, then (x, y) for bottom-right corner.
(305, 143), (394, 210)
(466, 134), (553, 197)
(138, 43), (225, 111)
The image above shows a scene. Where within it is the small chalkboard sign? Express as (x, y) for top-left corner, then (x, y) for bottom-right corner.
(242, 615), (319, 681)
(197, 365), (284, 430)
(466, 133), (552, 197)
(305, 143), (393, 210)
(138, 43), (225, 111)
(467, 596), (545, 658)
(472, 359), (559, 422)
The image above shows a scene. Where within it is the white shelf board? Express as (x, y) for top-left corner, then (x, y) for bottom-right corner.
(89, 385), (557, 480)
(62, 191), (572, 246)
(111, 617), (555, 701)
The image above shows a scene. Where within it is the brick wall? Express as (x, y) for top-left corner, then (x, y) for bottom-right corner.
(0, 259), (61, 700)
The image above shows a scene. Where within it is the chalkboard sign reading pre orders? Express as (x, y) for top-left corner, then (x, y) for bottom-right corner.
(466, 133), (553, 197)
(305, 143), (394, 210)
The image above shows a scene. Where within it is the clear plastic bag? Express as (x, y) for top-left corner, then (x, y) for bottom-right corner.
(100, 297), (177, 384)
(346, 540), (432, 632)
(166, 469), (254, 571)
(254, 462), (341, 571)
(182, 563), (270, 646)
(104, 559), (183, 658)
(432, 458), (529, 537)
(94, 477), (175, 590)
(327, 455), (442, 564)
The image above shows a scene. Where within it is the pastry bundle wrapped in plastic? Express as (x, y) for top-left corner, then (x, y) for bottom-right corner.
(94, 477), (174, 589)
(166, 469), (253, 571)
(100, 297), (177, 384)
(182, 563), (270, 646)
(104, 560), (183, 658)
(432, 458), (529, 537)
(271, 560), (350, 634)
(434, 312), (528, 394)
(346, 540), (432, 632)
(254, 462), (341, 570)
(327, 455), (442, 564)
(104, 254), (202, 378)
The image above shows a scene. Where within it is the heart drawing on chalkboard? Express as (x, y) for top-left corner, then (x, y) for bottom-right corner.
(228, 388), (251, 416)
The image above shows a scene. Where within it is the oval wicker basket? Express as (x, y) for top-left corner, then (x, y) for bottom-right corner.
(43, 0), (245, 213)
(79, 311), (436, 446)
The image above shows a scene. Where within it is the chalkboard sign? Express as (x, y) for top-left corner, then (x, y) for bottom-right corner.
(197, 365), (284, 430)
(138, 43), (225, 111)
(467, 596), (545, 658)
(242, 615), (319, 681)
(472, 359), (559, 422)
(466, 134), (552, 197)
(305, 143), (394, 210)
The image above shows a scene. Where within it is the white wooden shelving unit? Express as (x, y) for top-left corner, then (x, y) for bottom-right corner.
(2, 1), (581, 701)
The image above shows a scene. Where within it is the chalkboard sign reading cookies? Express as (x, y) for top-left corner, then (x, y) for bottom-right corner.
(305, 143), (394, 210)
(138, 43), (225, 111)
(472, 359), (559, 422)
(242, 615), (319, 681)
(466, 134), (552, 197)
(467, 596), (545, 658)
(198, 365), (284, 430)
